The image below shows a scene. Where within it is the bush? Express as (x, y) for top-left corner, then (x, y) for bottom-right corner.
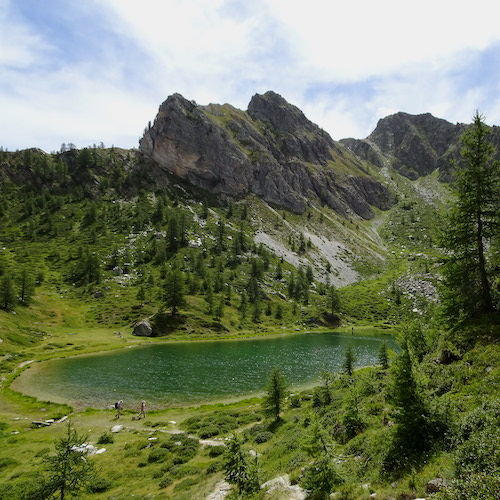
(148, 447), (170, 463)
(301, 454), (343, 499)
(199, 425), (219, 439)
(208, 446), (225, 458)
(174, 477), (199, 491)
(206, 460), (223, 474)
(453, 399), (500, 476)
(87, 476), (111, 493)
(254, 431), (273, 443)
(158, 476), (173, 489)
(436, 473), (500, 500)
(0, 456), (18, 471)
(97, 431), (114, 444)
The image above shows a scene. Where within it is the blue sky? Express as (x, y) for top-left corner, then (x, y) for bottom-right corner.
(2, 0), (500, 152)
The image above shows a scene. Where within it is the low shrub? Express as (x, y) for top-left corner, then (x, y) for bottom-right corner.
(254, 431), (273, 443)
(206, 460), (223, 474)
(148, 447), (170, 463)
(0, 456), (19, 471)
(97, 431), (114, 444)
(87, 476), (111, 493)
(199, 425), (219, 438)
(208, 446), (225, 458)
(158, 476), (173, 489)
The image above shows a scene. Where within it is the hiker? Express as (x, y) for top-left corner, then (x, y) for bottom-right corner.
(115, 400), (123, 418)
(138, 400), (146, 419)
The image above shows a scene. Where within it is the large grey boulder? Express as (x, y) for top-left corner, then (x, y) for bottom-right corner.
(132, 319), (153, 337)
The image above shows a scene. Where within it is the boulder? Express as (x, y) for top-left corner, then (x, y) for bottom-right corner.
(261, 474), (308, 500)
(427, 477), (449, 493)
(132, 319), (153, 337)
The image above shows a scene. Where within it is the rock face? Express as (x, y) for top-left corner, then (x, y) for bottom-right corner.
(132, 319), (153, 337)
(341, 112), (464, 182)
(139, 92), (395, 219)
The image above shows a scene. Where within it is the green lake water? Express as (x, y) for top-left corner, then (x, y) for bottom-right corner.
(16, 332), (396, 409)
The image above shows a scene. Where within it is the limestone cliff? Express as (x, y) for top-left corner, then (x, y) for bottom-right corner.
(139, 91), (395, 218)
(341, 112), (465, 182)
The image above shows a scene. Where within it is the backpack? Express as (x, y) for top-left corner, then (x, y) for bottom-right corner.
(114, 402), (119, 409)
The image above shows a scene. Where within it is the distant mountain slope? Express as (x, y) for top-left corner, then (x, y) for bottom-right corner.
(341, 111), (500, 182)
(139, 91), (395, 219)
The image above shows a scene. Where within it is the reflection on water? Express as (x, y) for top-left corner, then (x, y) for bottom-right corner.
(15, 332), (396, 409)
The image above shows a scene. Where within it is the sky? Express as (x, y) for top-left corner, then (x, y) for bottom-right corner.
(2, 0), (500, 153)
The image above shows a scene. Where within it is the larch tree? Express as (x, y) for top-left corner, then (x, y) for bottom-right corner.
(263, 366), (288, 422)
(163, 263), (186, 316)
(38, 422), (95, 500)
(441, 111), (500, 320)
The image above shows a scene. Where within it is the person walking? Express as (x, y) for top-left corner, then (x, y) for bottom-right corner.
(115, 400), (123, 419)
(138, 400), (146, 419)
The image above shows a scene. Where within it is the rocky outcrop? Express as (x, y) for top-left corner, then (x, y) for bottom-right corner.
(341, 112), (464, 182)
(132, 319), (153, 337)
(139, 92), (395, 219)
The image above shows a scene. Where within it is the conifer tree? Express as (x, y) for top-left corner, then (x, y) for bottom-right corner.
(163, 263), (186, 316)
(263, 366), (288, 422)
(378, 341), (389, 370)
(441, 112), (500, 320)
(18, 268), (35, 305)
(342, 343), (357, 377)
(388, 341), (430, 455)
(0, 274), (16, 311)
(37, 422), (95, 500)
(223, 435), (259, 494)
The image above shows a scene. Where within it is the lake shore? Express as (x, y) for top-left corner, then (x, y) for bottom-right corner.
(8, 330), (395, 411)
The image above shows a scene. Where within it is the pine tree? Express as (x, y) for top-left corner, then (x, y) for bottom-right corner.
(378, 341), (389, 370)
(223, 435), (259, 494)
(0, 274), (16, 311)
(263, 366), (288, 422)
(441, 111), (500, 320)
(38, 422), (95, 500)
(342, 343), (357, 377)
(326, 285), (340, 316)
(388, 341), (429, 454)
(163, 264), (186, 316)
(18, 268), (35, 305)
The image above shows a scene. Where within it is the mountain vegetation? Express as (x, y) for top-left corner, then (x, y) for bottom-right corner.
(0, 94), (498, 499)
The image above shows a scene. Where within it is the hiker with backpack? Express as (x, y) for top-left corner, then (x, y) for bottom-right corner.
(114, 400), (123, 419)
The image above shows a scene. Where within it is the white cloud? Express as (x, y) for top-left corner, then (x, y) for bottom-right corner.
(0, 0), (53, 68)
(2, 0), (500, 151)
(264, 0), (500, 80)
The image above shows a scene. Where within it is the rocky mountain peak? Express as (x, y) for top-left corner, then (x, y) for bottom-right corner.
(247, 91), (317, 135)
(139, 92), (395, 218)
(341, 112), (465, 180)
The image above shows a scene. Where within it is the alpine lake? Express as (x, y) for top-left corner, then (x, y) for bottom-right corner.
(13, 331), (396, 410)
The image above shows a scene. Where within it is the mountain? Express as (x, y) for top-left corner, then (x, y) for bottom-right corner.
(139, 91), (395, 219)
(341, 111), (500, 182)
(1, 92), (496, 334)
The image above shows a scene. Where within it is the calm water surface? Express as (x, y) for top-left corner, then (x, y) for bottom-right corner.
(16, 332), (395, 409)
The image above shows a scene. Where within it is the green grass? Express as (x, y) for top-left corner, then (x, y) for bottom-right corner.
(1, 147), (498, 498)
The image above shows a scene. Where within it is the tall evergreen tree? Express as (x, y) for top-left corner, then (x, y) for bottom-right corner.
(378, 341), (389, 370)
(342, 343), (357, 377)
(18, 268), (35, 305)
(262, 366), (288, 422)
(388, 341), (429, 454)
(441, 112), (500, 320)
(0, 274), (16, 311)
(163, 263), (186, 316)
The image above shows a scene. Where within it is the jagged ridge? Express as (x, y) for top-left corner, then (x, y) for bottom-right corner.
(139, 91), (395, 218)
